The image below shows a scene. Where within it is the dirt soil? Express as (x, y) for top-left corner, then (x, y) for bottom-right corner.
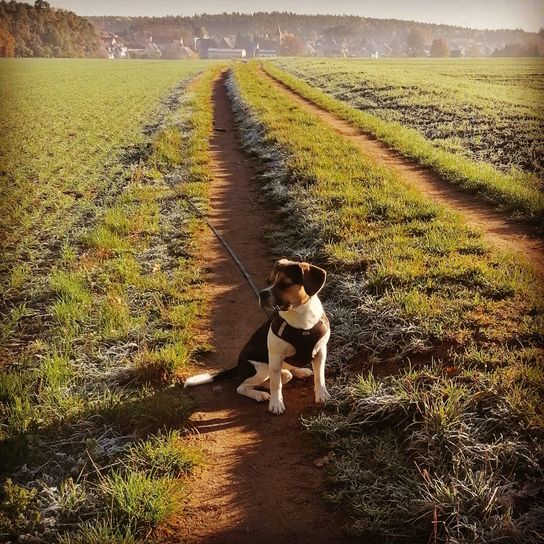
(263, 69), (544, 278)
(160, 71), (355, 543)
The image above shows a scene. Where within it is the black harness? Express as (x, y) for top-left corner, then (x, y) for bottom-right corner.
(271, 313), (329, 367)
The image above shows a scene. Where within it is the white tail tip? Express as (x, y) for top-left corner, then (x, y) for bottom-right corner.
(184, 372), (213, 388)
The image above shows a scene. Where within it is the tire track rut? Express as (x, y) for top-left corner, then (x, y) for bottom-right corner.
(262, 69), (544, 277)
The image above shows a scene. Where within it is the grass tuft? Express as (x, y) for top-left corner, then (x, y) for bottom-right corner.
(59, 521), (139, 544)
(126, 430), (202, 478)
(100, 470), (178, 531)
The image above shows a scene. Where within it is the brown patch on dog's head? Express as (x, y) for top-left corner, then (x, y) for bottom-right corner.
(260, 259), (327, 311)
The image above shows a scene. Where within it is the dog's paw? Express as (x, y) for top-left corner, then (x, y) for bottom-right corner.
(291, 367), (314, 379)
(254, 391), (270, 402)
(281, 370), (293, 384)
(268, 398), (286, 415)
(314, 387), (331, 404)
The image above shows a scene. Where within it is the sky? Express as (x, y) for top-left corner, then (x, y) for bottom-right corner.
(50, 0), (544, 32)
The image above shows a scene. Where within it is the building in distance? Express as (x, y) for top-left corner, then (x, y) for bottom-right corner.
(207, 48), (247, 59)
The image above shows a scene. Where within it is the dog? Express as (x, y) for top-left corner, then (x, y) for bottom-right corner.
(184, 259), (330, 415)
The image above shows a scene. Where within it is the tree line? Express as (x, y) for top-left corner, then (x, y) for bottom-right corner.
(0, 2), (542, 59)
(90, 12), (543, 58)
(0, 0), (99, 57)
(406, 26), (542, 58)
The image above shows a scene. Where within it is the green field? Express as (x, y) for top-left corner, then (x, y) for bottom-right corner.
(269, 58), (544, 221)
(1, 56), (543, 544)
(274, 58), (544, 178)
(231, 61), (544, 543)
(0, 59), (220, 542)
(0, 59), (212, 286)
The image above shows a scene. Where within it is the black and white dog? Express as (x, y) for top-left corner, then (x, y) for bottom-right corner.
(184, 259), (330, 415)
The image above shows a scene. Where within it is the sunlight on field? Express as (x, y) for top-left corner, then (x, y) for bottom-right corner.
(0, 59), (211, 274)
(268, 59), (544, 221)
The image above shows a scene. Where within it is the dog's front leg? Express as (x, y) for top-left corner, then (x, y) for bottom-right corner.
(268, 355), (285, 415)
(312, 345), (330, 404)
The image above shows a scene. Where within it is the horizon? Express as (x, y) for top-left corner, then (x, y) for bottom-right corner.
(49, 1), (544, 33)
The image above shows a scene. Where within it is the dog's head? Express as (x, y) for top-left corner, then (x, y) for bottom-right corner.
(259, 259), (327, 312)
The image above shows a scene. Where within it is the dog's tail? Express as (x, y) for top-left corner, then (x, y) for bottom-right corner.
(184, 366), (238, 388)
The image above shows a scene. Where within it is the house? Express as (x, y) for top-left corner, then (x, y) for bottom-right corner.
(381, 42), (393, 57)
(127, 37), (162, 59)
(195, 38), (218, 58)
(145, 39), (162, 59)
(127, 49), (146, 59)
(218, 36), (236, 49)
(163, 39), (196, 60)
(303, 42), (316, 56)
(207, 48), (246, 59)
(256, 48), (277, 58)
(321, 39), (346, 57)
(257, 35), (279, 50)
(100, 32), (127, 59)
(236, 36), (259, 58)
(109, 37), (127, 59)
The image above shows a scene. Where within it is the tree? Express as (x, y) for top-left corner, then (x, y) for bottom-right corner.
(0, 22), (14, 56)
(406, 27), (426, 57)
(281, 33), (305, 56)
(0, 0), (99, 57)
(492, 42), (540, 57)
(430, 37), (450, 57)
(322, 25), (353, 44)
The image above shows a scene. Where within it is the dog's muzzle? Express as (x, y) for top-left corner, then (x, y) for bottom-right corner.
(259, 289), (292, 312)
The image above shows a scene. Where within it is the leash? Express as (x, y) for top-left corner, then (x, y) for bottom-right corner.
(184, 198), (271, 317)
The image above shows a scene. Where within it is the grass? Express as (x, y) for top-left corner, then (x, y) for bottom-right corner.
(264, 59), (544, 223)
(305, 368), (544, 542)
(0, 61), (221, 543)
(56, 429), (203, 543)
(100, 470), (178, 530)
(230, 61), (544, 542)
(0, 59), (214, 293)
(59, 521), (139, 544)
(0, 479), (42, 538)
(126, 430), (202, 478)
(272, 58), (544, 175)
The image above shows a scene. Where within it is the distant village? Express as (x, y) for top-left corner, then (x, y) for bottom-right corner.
(98, 24), (542, 60)
(99, 30), (282, 60)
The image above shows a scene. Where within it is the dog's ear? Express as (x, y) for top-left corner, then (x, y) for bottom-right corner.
(282, 262), (303, 284)
(300, 263), (326, 296)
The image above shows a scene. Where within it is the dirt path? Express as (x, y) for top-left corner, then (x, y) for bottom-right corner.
(262, 69), (544, 277)
(161, 71), (354, 544)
